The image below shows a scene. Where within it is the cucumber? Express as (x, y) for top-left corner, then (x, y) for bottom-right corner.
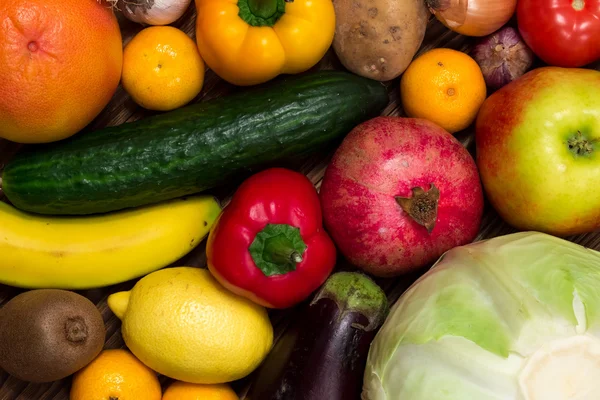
(1, 71), (388, 215)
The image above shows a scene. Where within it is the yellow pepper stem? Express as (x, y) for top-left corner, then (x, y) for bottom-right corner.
(238, 0), (287, 27)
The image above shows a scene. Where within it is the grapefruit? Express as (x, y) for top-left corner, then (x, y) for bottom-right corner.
(0, 0), (123, 144)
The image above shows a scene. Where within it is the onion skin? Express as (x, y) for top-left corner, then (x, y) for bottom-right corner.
(471, 26), (534, 90)
(112, 0), (192, 26)
(426, 0), (517, 37)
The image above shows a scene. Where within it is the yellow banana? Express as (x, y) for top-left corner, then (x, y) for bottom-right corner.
(0, 195), (221, 289)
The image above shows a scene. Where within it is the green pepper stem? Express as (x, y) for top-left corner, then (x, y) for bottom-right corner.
(238, 0), (287, 27)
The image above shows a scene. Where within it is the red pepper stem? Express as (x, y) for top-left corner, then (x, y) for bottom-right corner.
(249, 223), (308, 277)
(264, 235), (304, 265)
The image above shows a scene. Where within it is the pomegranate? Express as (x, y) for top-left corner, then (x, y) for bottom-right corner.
(319, 116), (484, 277)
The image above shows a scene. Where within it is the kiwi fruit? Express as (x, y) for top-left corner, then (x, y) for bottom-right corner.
(0, 289), (106, 383)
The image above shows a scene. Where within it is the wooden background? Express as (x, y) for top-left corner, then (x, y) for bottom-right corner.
(2, 4), (600, 400)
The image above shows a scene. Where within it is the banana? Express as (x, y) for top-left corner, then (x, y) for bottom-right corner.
(0, 195), (221, 289)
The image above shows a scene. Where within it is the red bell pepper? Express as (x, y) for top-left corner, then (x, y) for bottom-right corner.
(206, 168), (337, 309)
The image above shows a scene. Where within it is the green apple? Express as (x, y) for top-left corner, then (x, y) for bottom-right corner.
(475, 66), (600, 236)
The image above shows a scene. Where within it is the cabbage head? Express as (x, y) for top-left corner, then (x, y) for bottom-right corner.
(363, 231), (600, 400)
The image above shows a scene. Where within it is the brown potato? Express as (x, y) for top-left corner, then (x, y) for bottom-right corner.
(332, 0), (430, 81)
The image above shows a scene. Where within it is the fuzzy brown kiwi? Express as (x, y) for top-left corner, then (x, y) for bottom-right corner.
(0, 289), (106, 383)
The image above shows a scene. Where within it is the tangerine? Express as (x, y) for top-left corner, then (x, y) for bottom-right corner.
(162, 381), (239, 400)
(70, 349), (162, 400)
(400, 48), (487, 134)
(121, 26), (205, 112)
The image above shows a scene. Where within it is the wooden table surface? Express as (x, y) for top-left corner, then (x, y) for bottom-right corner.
(2, 5), (600, 400)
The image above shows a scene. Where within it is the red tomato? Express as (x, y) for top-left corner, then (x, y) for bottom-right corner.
(517, 0), (600, 67)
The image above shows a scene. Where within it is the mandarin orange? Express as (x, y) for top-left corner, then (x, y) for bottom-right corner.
(70, 349), (162, 400)
(162, 381), (239, 400)
(400, 48), (487, 134)
(122, 26), (205, 112)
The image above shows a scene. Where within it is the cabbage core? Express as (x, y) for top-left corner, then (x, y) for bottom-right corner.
(519, 335), (600, 400)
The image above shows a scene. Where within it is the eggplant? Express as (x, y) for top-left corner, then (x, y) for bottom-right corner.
(246, 271), (389, 400)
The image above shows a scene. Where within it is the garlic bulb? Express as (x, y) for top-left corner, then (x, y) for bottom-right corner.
(113, 0), (192, 26)
(471, 26), (534, 90)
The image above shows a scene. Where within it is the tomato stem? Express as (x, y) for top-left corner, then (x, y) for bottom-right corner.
(572, 0), (585, 11)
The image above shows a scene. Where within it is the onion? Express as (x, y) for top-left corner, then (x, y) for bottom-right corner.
(108, 0), (192, 26)
(426, 0), (517, 37)
(470, 26), (534, 90)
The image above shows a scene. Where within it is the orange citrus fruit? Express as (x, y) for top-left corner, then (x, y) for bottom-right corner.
(0, 0), (123, 144)
(122, 26), (205, 112)
(400, 48), (487, 133)
(162, 381), (239, 400)
(70, 349), (162, 400)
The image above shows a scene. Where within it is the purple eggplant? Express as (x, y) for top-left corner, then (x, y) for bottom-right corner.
(246, 271), (388, 400)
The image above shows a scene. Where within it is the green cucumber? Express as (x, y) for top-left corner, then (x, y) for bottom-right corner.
(1, 71), (388, 215)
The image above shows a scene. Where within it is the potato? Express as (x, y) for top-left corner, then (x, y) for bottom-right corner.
(332, 0), (430, 81)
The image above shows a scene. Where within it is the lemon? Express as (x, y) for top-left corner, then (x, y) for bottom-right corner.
(107, 267), (273, 384)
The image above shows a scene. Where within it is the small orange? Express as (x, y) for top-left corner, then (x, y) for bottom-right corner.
(400, 48), (487, 134)
(162, 381), (239, 400)
(122, 26), (205, 112)
(70, 349), (162, 400)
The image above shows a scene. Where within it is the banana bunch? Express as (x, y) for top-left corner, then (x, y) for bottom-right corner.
(0, 196), (221, 289)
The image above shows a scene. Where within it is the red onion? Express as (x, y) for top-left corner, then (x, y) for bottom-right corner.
(471, 26), (534, 90)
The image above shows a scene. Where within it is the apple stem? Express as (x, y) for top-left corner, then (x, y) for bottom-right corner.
(395, 184), (440, 234)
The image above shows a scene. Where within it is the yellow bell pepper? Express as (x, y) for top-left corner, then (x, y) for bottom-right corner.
(195, 0), (336, 86)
